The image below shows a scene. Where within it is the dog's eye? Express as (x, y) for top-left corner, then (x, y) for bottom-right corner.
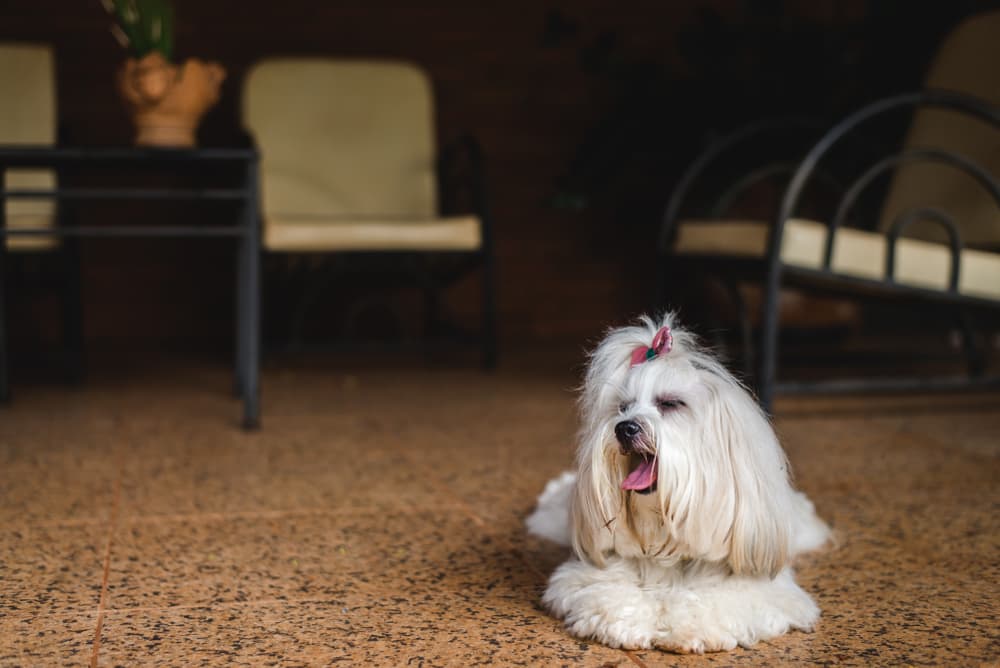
(618, 401), (631, 414)
(657, 397), (685, 411)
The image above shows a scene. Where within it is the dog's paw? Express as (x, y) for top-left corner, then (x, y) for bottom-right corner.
(573, 619), (655, 650)
(653, 626), (740, 654)
(559, 603), (660, 650)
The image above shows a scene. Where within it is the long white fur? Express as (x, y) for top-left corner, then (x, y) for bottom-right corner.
(526, 313), (829, 653)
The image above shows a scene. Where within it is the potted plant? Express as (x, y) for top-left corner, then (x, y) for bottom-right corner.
(103, 0), (225, 147)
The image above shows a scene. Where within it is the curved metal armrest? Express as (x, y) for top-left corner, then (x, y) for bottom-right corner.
(659, 117), (826, 252)
(885, 207), (963, 292)
(821, 147), (1000, 270)
(772, 88), (1000, 270)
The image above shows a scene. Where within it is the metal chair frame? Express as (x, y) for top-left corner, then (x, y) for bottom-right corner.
(660, 89), (1000, 411)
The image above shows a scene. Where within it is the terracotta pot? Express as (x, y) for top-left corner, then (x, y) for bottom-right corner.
(117, 52), (226, 147)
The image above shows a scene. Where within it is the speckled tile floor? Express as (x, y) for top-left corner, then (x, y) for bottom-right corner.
(0, 354), (998, 666)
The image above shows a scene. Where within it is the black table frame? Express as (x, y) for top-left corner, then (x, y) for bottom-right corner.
(0, 146), (261, 429)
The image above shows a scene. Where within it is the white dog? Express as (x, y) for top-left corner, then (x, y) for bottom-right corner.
(526, 314), (829, 653)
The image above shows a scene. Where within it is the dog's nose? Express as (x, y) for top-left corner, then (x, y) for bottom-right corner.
(615, 420), (642, 447)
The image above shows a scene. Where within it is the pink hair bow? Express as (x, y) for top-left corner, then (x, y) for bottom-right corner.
(630, 326), (672, 367)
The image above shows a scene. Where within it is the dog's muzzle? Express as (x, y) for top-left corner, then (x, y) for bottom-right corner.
(615, 419), (658, 494)
(614, 420), (643, 452)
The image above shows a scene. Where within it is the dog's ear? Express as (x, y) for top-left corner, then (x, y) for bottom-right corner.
(571, 461), (603, 566)
(700, 374), (792, 578)
(570, 432), (618, 567)
(572, 320), (657, 566)
(579, 329), (636, 433)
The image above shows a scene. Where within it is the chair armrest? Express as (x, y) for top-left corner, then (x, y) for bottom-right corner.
(886, 207), (964, 291)
(822, 147), (1000, 270)
(773, 89), (1000, 275)
(659, 117), (826, 252)
(438, 134), (494, 249)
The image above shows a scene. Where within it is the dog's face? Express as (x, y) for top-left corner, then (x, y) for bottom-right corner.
(572, 315), (795, 577)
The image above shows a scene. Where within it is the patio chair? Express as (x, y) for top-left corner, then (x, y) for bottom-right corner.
(659, 11), (1000, 410)
(241, 58), (497, 367)
(0, 42), (83, 393)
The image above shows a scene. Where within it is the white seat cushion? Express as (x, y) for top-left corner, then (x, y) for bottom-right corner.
(674, 218), (1000, 300)
(4, 168), (57, 251)
(263, 214), (482, 252)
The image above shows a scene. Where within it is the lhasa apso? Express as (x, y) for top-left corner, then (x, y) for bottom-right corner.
(526, 314), (829, 653)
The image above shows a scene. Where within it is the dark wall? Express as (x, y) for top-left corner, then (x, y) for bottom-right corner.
(2, 0), (992, 348)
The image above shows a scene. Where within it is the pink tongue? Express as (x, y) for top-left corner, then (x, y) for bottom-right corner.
(621, 457), (658, 491)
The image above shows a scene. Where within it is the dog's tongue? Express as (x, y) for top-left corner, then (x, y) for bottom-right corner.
(621, 457), (658, 491)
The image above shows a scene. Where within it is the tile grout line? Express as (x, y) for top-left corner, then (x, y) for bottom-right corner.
(89, 456), (124, 668)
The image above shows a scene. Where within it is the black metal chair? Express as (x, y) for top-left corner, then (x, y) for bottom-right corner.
(661, 90), (1000, 409)
(241, 58), (497, 367)
(659, 12), (1000, 411)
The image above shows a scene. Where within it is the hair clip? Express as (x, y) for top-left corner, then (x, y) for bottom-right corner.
(630, 326), (672, 367)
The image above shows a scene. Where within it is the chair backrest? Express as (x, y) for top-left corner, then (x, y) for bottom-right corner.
(0, 43), (55, 145)
(242, 58), (438, 224)
(0, 43), (57, 250)
(878, 11), (1000, 245)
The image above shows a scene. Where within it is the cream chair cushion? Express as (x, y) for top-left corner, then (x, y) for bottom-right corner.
(0, 43), (57, 251)
(878, 10), (1000, 245)
(263, 214), (482, 252)
(674, 219), (1000, 300)
(242, 58), (481, 252)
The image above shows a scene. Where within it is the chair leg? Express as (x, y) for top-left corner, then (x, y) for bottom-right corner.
(286, 286), (312, 350)
(0, 237), (8, 404)
(245, 239), (261, 430)
(286, 259), (341, 349)
(481, 250), (498, 370)
(757, 278), (782, 413)
(233, 240), (247, 397)
(59, 238), (85, 384)
(238, 164), (261, 430)
(717, 279), (754, 380)
(697, 274), (729, 352)
(956, 310), (987, 378)
(238, 229), (261, 430)
(421, 266), (443, 339)
(734, 283), (755, 381)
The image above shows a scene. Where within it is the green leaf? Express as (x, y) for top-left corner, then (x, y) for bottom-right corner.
(108, 0), (175, 60)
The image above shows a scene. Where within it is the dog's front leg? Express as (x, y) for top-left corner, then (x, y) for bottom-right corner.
(649, 567), (821, 653)
(542, 557), (660, 650)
